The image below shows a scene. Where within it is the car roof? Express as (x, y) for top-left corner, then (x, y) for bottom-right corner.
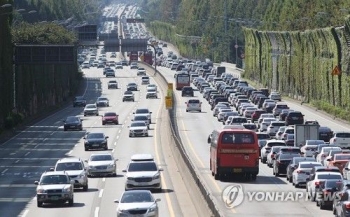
(57, 157), (82, 163)
(90, 152), (112, 157)
(315, 171), (342, 175)
(131, 154), (154, 161)
(42, 171), (68, 176)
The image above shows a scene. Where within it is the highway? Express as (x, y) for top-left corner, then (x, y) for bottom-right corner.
(153, 45), (349, 216)
(0, 5), (195, 217)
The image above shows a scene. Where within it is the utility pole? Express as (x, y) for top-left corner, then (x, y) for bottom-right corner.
(224, 0), (228, 62)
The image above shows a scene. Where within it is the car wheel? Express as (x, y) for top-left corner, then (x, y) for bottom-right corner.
(129, 134), (132, 137)
(85, 147), (88, 151)
(199, 110), (201, 112)
(68, 198), (74, 206)
(83, 184), (88, 191)
(102, 122), (105, 125)
(64, 127), (67, 131)
(84, 114), (86, 116)
(79, 127), (83, 131)
(145, 134), (148, 137)
(104, 146), (108, 150)
(186, 110), (188, 112)
(37, 201), (43, 207)
(96, 114), (98, 116)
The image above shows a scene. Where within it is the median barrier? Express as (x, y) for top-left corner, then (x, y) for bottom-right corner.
(139, 62), (224, 217)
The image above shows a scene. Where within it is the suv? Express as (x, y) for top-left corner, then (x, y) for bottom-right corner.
(137, 68), (146, 76)
(273, 102), (289, 117)
(122, 158), (163, 192)
(181, 86), (194, 97)
(285, 111), (304, 126)
(141, 76), (150, 84)
(122, 91), (135, 102)
(35, 171), (74, 207)
(185, 99), (202, 112)
(107, 80), (118, 89)
(51, 158), (88, 191)
(73, 96), (86, 107)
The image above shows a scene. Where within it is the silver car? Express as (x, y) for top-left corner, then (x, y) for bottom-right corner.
(84, 104), (99, 116)
(51, 158), (88, 191)
(114, 190), (160, 217)
(129, 121), (149, 137)
(86, 153), (117, 177)
(132, 114), (150, 129)
(146, 90), (158, 99)
(133, 108), (152, 122)
(185, 99), (202, 112)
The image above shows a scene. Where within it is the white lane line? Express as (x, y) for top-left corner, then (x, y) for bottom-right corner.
(33, 145), (39, 149)
(116, 136), (119, 140)
(1, 169), (8, 174)
(94, 207), (99, 217)
(67, 150), (73, 155)
(15, 160), (20, 163)
(20, 209), (29, 217)
(24, 152), (30, 156)
(118, 129), (121, 133)
(99, 189), (104, 198)
(112, 149), (115, 153)
(102, 177), (106, 182)
(50, 131), (54, 135)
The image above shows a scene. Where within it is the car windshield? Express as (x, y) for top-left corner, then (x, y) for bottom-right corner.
(318, 174), (342, 179)
(138, 68), (145, 70)
(109, 81), (117, 83)
(334, 155), (350, 161)
(98, 98), (108, 101)
(120, 192), (154, 203)
(279, 154), (300, 160)
(40, 175), (70, 185)
(136, 109), (149, 114)
(135, 116), (147, 121)
(86, 105), (96, 108)
(104, 112), (117, 117)
(131, 122), (146, 127)
(56, 162), (83, 171)
(124, 91), (133, 94)
(90, 155), (113, 161)
(299, 163), (321, 168)
(324, 180), (343, 189)
(87, 133), (104, 139)
(75, 96), (84, 100)
(128, 162), (158, 172)
(128, 83), (136, 86)
(66, 116), (78, 122)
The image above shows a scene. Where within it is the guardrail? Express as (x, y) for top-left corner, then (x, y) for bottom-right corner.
(139, 61), (224, 217)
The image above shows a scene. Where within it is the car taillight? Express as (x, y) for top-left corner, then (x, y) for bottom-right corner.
(315, 181), (321, 186)
(321, 154), (325, 157)
(277, 160), (281, 165)
(271, 154), (274, 158)
(334, 138), (337, 142)
(296, 170), (305, 174)
(305, 148), (310, 151)
(323, 189), (331, 195)
(345, 203), (350, 209)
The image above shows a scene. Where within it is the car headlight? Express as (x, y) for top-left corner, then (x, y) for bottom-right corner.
(107, 164), (115, 169)
(37, 188), (47, 194)
(143, 129), (148, 133)
(127, 177), (134, 180)
(117, 209), (128, 214)
(148, 205), (157, 212)
(153, 173), (160, 179)
(78, 172), (85, 178)
(62, 187), (71, 193)
(89, 166), (94, 169)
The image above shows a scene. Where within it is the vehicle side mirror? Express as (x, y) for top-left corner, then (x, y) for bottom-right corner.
(105, 136), (109, 139)
(131, 119), (134, 121)
(282, 138), (285, 140)
(273, 152), (276, 154)
(207, 136), (211, 143)
(34, 181), (39, 185)
(156, 198), (161, 202)
(114, 200), (120, 203)
(83, 137), (86, 139)
(84, 160), (88, 163)
(70, 180), (75, 184)
(272, 157), (275, 160)
(122, 169), (126, 172)
(345, 168), (349, 171)
(49, 168), (54, 171)
(133, 112), (135, 114)
(185, 102), (187, 104)
(326, 158), (332, 161)
(159, 168), (163, 171)
(150, 112), (152, 114)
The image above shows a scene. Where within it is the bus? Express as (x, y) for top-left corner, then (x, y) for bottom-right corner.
(208, 128), (259, 180)
(175, 73), (190, 90)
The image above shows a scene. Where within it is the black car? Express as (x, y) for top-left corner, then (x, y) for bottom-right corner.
(84, 133), (109, 151)
(73, 96), (86, 107)
(319, 126), (334, 142)
(333, 181), (350, 214)
(286, 157), (315, 182)
(126, 83), (138, 91)
(181, 86), (194, 97)
(273, 153), (301, 176)
(285, 111), (304, 125)
(316, 179), (343, 209)
(63, 116), (83, 131)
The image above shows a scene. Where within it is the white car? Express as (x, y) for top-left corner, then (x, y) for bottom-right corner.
(243, 107), (257, 118)
(269, 92), (282, 101)
(306, 172), (343, 201)
(129, 121), (148, 137)
(122, 160), (163, 191)
(105, 68), (115, 77)
(146, 90), (158, 99)
(137, 67), (146, 76)
(132, 114), (150, 129)
(133, 108), (152, 122)
(217, 109), (233, 121)
(266, 146), (286, 167)
(257, 114), (275, 126)
(330, 132), (350, 149)
(114, 190), (160, 217)
(212, 104), (230, 117)
(147, 84), (157, 91)
(259, 118), (277, 132)
(84, 104), (99, 116)
(292, 162), (322, 187)
(300, 145), (319, 157)
(85, 153), (117, 177)
(266, 121), (286, 136)
(260, 140), (286, 163)
(185, 99), (202, 112)
(275, 126), (287, 140)
(316, 147), (342, 165)
(141, 76), (150, 84)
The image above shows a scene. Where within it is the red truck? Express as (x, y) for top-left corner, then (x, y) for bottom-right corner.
(129, 51), (138, 64)
(143, 53), (153, 65)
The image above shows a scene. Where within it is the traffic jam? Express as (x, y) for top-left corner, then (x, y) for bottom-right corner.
(157, 53), (350, 215)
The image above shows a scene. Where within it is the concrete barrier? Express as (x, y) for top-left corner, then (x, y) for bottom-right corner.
(139, 61), (224, 217)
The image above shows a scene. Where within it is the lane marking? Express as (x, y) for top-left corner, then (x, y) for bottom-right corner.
(24, 152), (30, 156)
(94, 207), (99, 217)
(1, 169), (8, 174)
(98, 189), (104, 198)
(102, 178), (106, 182)
(112, 149), (115, 153)
(154, 96), (175, 217)
(15, 160), (20, 163)
(67, 150), (73, 155)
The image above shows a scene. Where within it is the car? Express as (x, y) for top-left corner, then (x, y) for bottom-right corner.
(131, 154), (154, 162)
(330, 132), (350, 149)
(306, 171), (343, 201)
(292, 161), (322, 187)
(113, 190), (160, 216)
(121, 60), (128, 66)
(51, 158), (88, 191)
(260, 140), (286, 163)
(137, 68), (146, 76)
(146, 90), (158, 99)
(115, 62), (123, 69)
(110, 52), (116, 58)
(133, 108), (152, 122)
(181, 86), (194, 97)
(130, 62), (138, 69)
(146, 84), (157, 91)
(105, 68), (115, 77)
(85, 153), (117, 177)
(84, 104), (99, 116)
(34, 171), (74, 207)
(108, 80), (118, 89)
(126, 83), (138, 91)
(185, 99), (202, 112)
(84, 132), (109, 151)
(266, 146), (286, 167)
(128, 121), (149, 137)
(96, 97), (109, 107)
(81, 61), (90, 68)
(97, 62), (105, 68)
(141, 76), (150, 85)
(122, 159), (163, 191)
(102, 112), (119, 125)
(73, 96), (86, 107)
(122, 91), (135, 102)
(63, 116), (83, 131)
(132, 114), (150, 129)
(273, 153), (301, 176)
(269, 92), (282, 101)
(285, 157), (315, 182)
(316, 179), (344, 210)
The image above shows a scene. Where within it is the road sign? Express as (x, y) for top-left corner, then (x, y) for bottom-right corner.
(235, 44), (238, 49)
(331, 65), (341, 76)
(168, 83), (173, 90)
(167, 89), (173, 97)
(104, 39), (120, 52)
(120, 39), (148, 52)
(165, 96), (173, 109)
(75, 24), (97, 41)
